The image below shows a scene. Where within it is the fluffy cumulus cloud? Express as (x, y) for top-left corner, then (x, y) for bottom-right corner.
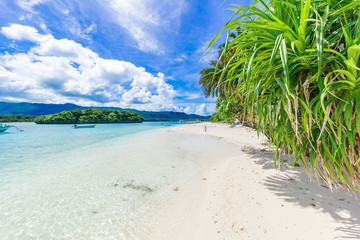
(178, 103), (216, 116)
(0, 24), (178, 111)
(104, 0), (187, 54)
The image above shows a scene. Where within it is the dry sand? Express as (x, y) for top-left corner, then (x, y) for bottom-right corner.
(172, 122), (360, 240)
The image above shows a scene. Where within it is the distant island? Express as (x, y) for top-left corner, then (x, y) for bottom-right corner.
(35, 109), (144, 124)
(0, 102), (209, 122)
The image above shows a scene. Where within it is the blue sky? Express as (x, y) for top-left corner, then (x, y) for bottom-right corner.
(0, 0), (250, 115)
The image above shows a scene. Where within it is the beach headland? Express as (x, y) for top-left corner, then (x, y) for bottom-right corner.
(170, 122), (360, 240)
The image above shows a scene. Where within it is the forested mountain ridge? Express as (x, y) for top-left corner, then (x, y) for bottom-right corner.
(0, 102), (209, 121)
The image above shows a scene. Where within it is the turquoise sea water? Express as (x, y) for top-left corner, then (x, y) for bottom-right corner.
(0, 122), (241, 239)
(0, 122), (167, 174)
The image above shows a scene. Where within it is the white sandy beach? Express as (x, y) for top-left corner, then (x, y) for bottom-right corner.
(171, 122), (360, 240)
(2, 123), (360, 240)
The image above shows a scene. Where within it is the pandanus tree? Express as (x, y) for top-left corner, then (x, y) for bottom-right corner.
(199, 60), (222, 98)
(203, 0), (360, 192)
(200, 31), (246, 122)
(199, 32), (239, 100)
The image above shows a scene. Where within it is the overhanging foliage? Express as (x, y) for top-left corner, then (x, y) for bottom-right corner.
(202, 0), (360, 192)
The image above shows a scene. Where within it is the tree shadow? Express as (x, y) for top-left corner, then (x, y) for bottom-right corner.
(243, 146), (360, 239)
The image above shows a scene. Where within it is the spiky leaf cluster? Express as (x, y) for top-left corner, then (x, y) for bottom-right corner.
(203, 0), (360, 192)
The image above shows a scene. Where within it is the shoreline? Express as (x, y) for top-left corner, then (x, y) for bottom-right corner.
(171, 122), (360, 240)
(2, 122), (360, 239)
(1, 123), (245, 239)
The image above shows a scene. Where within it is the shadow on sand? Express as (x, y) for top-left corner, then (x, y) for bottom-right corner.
(243, 145), (360, 239)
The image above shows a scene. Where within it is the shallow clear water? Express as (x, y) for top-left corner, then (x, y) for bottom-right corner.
(0, 122), (241, 239)
(0, 122), (166, 172)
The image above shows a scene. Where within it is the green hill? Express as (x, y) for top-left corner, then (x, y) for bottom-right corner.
(35, 109), (143, 124)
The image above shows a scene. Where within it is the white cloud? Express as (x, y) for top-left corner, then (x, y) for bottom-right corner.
(122, 86), (152, 104)
(85, 23), (97, 34)
(1, 24), (43, 42)
(195, 103), (208, 115)
(16, 0), (48, 12)
(178, 103), (215, 116)
(63, 17), (97, 40)
(103, 0), (187, 54)
(0, 24), (178, 112)
(177, 91), (203, 100)
(174, 54), (188, 63)
(199, 103), (216, 116)
(16, 0), (97, 41)
(39, 22), (48, 32)
(198, 39), (219, 64)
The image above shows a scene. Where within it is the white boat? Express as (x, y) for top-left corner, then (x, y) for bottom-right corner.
(72, 125), (96, 129)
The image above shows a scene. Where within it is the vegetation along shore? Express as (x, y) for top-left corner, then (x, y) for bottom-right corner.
(200, 0), (360, 192)
(0, 114), (36, 123)
(35, 109), (144, 124)
(0, 102), (209, 122)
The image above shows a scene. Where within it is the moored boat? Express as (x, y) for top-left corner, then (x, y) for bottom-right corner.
(0, 123), (22, 132)
(0, 126), (10, 132)
(72, 124), (96, 129)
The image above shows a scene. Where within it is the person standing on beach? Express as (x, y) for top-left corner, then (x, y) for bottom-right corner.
(204, 125), (207, 132)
